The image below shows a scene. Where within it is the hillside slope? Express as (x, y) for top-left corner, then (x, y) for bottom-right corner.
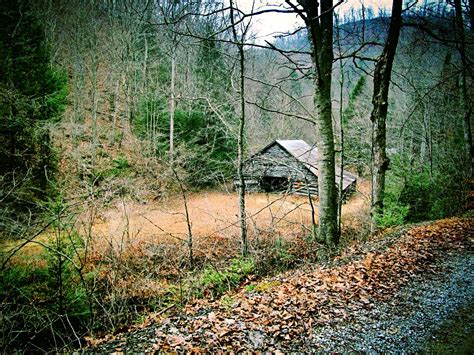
(87, 217), (473, 352)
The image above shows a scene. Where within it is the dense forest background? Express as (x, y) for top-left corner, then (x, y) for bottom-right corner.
(0, 0), (472, 351)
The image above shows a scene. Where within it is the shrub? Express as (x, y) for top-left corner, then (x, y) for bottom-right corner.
(382, 154), (468, 226)
(252, 236), (306, 275)
(376, 160), (410, 228)
(197, 257), (255, 297)
(89, 155), (132, 185)
(375, 198), (410, 228)
(0, 242), (91, 352)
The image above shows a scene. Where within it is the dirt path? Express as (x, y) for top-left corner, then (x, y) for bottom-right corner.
(87, 217), (473, 352)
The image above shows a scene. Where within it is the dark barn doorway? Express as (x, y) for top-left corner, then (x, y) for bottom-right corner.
(261, 176), (289, 192)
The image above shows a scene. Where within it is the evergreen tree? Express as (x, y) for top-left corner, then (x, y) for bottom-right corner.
(0, 0), (67, 229)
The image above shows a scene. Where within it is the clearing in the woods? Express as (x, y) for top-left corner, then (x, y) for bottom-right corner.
(2, 181), (369, 309)
(88, 181), (369, 263)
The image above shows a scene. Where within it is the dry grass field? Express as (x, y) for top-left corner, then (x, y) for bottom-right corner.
(1, 181), (370, 268)
(86, 181), (371, 264)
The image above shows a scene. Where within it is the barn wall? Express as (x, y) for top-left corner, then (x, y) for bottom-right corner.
(340, 179), (357, 201)
(241, 144), (318, 194)
(234, 141), (357, 197)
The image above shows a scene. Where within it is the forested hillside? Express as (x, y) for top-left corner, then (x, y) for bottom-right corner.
(1, 0), (472, 352)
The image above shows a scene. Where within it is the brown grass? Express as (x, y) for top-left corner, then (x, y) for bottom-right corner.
(0, 181), (371, 338)
(87, 180), (371, 264)
(1, 181), (370, 276)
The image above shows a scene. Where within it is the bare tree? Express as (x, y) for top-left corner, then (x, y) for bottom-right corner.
(370, 0), (403, 228)
(230, 0), (249, 256)
(292, 0), (339, 245)
(335, 13), (346, 236)
(453, 0), (473, 167)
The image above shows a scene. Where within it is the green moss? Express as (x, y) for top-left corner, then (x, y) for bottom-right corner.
(245, 280), (280, 293)
(197, 257), (255, 298)
(423, 304), (474, 354)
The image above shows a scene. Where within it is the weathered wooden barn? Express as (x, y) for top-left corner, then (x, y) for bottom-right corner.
(237, 140), (357, 197)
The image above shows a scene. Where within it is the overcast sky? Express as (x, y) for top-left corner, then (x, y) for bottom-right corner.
(234, 0), (397, 43)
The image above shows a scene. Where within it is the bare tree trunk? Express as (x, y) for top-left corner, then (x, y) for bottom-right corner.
(304, 175), (317, 238)
(169, 54), (176, 162)
(370, 0), (402, 228)
(230, 0), (248, 256)
(112, 78), (120, 138)
(122, 70), (129, 138)
(171, 165), (193, 266)
(421, 106), (434, 177)
(142, 35), (148, 93)
(73, 59), (84, 124)
(298, 0), (339, 245)
(454, 0), (473, 168)
(336, 14), (345, 236)
(91, 51), (99, 167)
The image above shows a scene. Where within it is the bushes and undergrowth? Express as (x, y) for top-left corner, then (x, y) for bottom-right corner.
(0, 217), (330, 352)
(0, 227), (91, 351)
(133, 98), (237, 187)
(195, 257), (255, 298)
(376, 154), (469, 228)
(2, 155), (470, 352)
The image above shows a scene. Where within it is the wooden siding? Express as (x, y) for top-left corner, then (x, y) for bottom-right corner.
(241, 144), (318, 195)
(235, 140), (357, 197)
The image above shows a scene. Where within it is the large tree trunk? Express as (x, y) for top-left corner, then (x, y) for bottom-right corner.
(370, 0), (402, 228)
(298, 0), (338, 245)
(454, 0), (473, 168)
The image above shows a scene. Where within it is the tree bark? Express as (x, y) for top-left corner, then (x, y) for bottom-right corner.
(336, 14), (345, 237)
(370, 0), (402, 228)
(298, 0), (339, 245)
(142, 35), (148, 93)
(230, 0), (248, 256)
(454, 0), (473, 167)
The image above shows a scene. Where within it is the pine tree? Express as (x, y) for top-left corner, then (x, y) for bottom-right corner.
(0, 0), (67, 221)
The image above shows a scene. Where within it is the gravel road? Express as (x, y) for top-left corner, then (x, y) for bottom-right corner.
(306, 254), (474, 352)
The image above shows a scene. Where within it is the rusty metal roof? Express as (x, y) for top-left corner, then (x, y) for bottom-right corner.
(273, 140), (357, 191)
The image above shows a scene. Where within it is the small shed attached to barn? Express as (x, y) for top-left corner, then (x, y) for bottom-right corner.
(236, 139), (357, 197)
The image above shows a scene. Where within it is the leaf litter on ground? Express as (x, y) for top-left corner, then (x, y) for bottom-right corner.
(87, 217), (473, 352)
